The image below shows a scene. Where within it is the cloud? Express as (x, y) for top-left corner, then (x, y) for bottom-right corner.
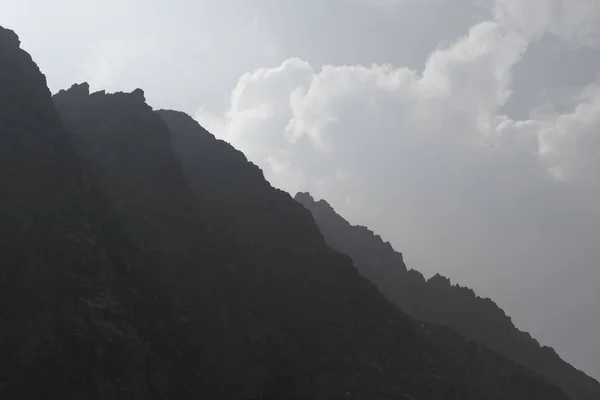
(359, 0), (600, 47)
(199, 17), (530, 196)
(197, 0), (600, 379)
(494, 0), (600, 46)
(536, 82), (600, 182)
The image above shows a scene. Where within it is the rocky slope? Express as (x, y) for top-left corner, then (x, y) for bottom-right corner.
(157, 109), (570, 399)
(296, 192), (600, 400)
(0, 24), (572, 399)
(53, 83), (261, 399)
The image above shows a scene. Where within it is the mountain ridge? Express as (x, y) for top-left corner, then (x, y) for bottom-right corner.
(295, 191), (600, 400)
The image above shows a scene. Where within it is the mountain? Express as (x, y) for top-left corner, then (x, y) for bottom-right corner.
(157, 109), (570, 399)
(53, 83), (260, 399)
(1, 24), (571, 399)
(295, 192), (600, 400)
(1, 25), (154, 399)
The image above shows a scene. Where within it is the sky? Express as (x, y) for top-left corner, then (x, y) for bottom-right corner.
(2, 0), (600, 381)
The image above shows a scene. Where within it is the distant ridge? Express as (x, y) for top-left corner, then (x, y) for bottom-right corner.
(296, 191), (600, 400)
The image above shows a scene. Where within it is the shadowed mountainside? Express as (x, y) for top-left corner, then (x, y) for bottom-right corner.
(295, 192), (600, 400)
(53, 83), (260, 399)
(0, 24), (573, 399)
(1, 25), (159, 399)
(157, 109), (572, 399)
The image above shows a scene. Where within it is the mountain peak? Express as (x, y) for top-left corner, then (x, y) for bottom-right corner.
(295, 191), (315, 203)
(61, 82), (90, 97)
(428, 273), (452, 287)
(131, 87), (145, 101)
(0, 26), (20, 48)
(56, 83), (146, 103)
(295, 192), (338, 215)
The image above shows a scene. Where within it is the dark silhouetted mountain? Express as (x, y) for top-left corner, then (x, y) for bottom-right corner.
(0, 24), (571, 399)
(296, 192), (600, 400)
(157, 109), (570, 399)
(1, 25), (155, 399)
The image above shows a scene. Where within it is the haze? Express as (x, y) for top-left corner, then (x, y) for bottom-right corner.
(2, 0), (599, 380)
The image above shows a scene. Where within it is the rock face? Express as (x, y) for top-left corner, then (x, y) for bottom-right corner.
(0, 24), (571, 399)
(295, 192), (600, 400)
(53, 83), (258, 399)
(1, 26), (148, 399)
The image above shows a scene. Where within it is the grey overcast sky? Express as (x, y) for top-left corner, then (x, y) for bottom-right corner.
(2, 0), (600, 381)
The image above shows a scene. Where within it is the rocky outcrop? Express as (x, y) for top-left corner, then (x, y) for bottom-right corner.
(296, 192), (600, 400)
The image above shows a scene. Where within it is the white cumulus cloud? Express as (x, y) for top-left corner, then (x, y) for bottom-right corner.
(197, 0), (600, 380)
